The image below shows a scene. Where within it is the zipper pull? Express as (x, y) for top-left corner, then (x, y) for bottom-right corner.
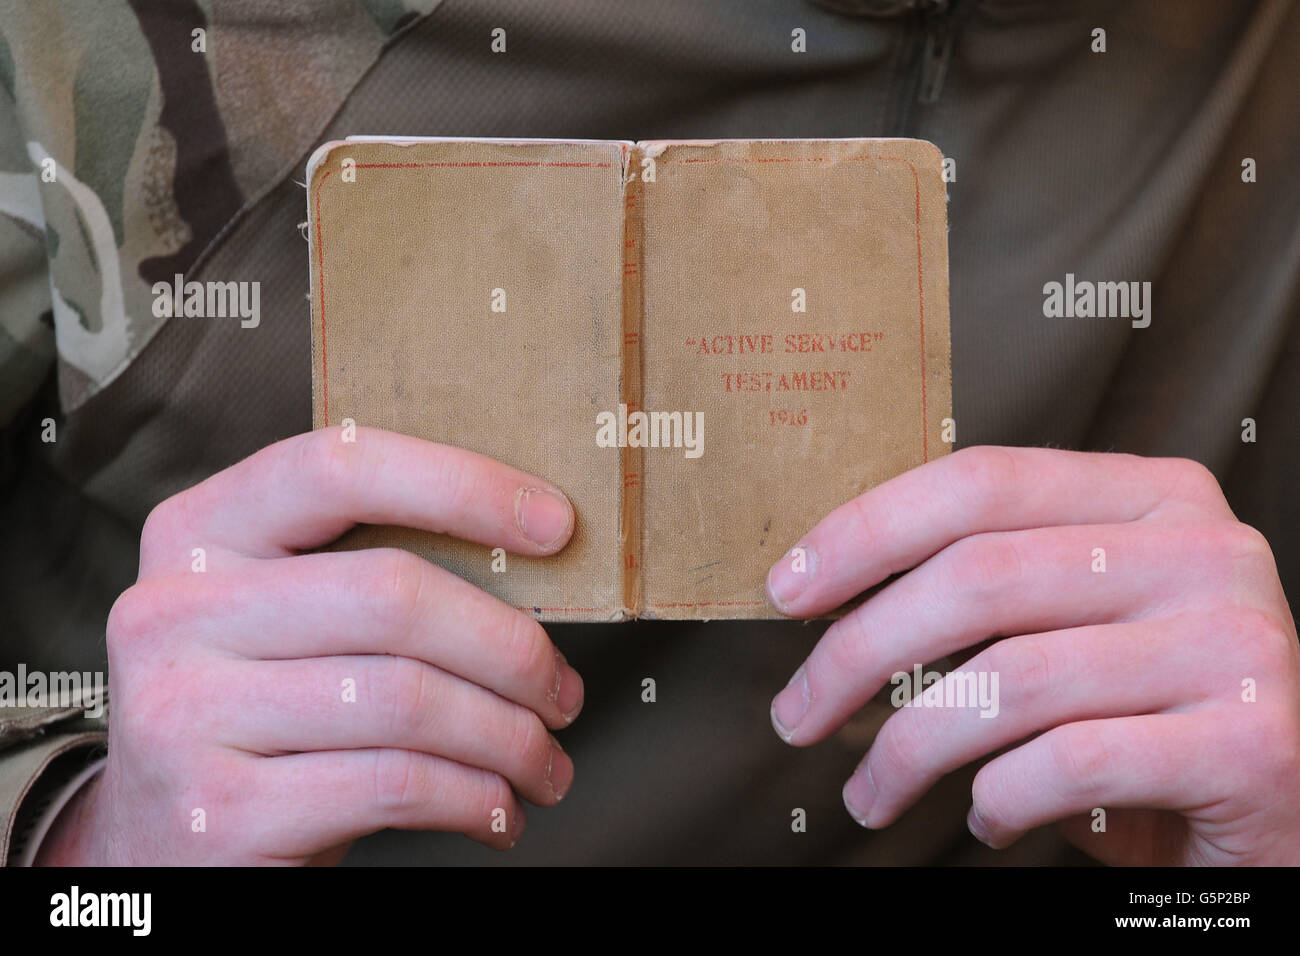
(919, 0), (955, 103)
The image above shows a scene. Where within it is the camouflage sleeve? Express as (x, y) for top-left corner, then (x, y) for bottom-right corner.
(0, 0), (443, 417)
(0, 13), (112, 865)
(1, 727), (108, 866)
(0, 57), (54, 429)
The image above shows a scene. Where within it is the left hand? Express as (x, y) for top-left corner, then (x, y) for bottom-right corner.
(767, 446), (1300, 865)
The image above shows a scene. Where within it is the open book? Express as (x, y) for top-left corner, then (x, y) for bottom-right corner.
(306, 136), (951, 621)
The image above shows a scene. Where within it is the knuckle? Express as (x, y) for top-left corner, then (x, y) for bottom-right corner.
(844, 486), (879, 543)
(371, 749), (423, 819)
(105, 585), (152, 656)
(985, 638), (1053, 706)
(951, 446), (1019, 512)
(1047, 724), (1111, 800)
(379, 657), (436, 739)
(1224, 607), (1296, 672)
(139, 494), (190, 566)
(1253, 709), (1300, 790)
(946, 533), (1022, 606)
(871, 712), (926, 782)
(1176, 523), (1251, 578)
(502, 612), (554, 695)
(1222, 522), (1276, 569)
(425, 454), (481, 524)
(819, 619), (873, 684)
(105, 577), (191, 659)
(1162, 457), (1225, 509)
(300, 428), (367, 505)
(378, 548), (429, 632)
(350, 548), (429, 635)
(505, 710), (552, 780)
(477, 771), (516, 833)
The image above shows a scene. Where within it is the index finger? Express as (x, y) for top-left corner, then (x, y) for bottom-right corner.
(144, 426), (575, 567)
(765, 446), (1229, 617)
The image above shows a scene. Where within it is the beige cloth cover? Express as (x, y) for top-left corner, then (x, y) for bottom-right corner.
(307, 137), (951, 621)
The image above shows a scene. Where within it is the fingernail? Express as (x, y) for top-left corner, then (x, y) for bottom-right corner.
(515, 487), (573, 549)
(967, 805), (993, 847)
(555, 652), (584, 723)
(548, 738), (574, 802)
(843, 759), (877, 827)
(770, 666), (809, 741)
(767, 544), (814, 611)
(508, 809), (526, 848)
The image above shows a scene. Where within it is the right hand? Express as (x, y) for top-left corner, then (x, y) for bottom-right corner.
(37, 426), (584, 865)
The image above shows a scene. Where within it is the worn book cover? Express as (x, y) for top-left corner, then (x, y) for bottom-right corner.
(306, 136), (951, 621)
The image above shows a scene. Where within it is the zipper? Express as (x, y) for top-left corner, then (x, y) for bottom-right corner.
(918, 0), (957, 104)
(884, 0), (962, 135)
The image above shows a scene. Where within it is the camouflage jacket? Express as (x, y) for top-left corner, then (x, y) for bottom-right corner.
(0, 0), (439, 864)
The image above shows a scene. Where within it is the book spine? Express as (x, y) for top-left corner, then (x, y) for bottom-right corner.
(619, 146), (646, 618)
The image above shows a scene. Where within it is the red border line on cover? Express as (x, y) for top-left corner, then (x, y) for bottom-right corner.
(313, 151), (933, 614)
